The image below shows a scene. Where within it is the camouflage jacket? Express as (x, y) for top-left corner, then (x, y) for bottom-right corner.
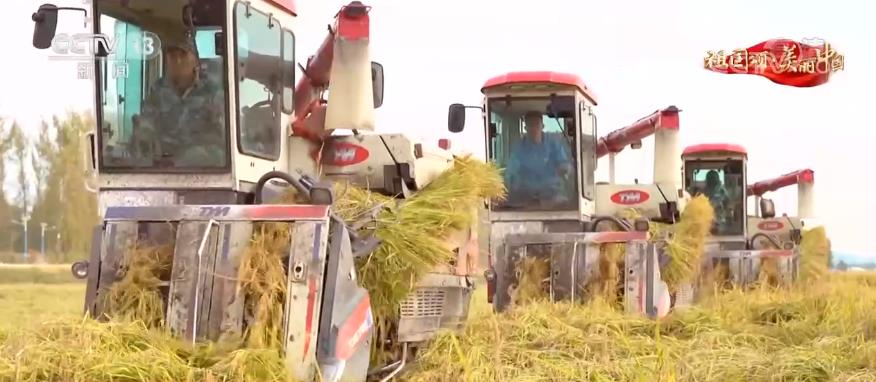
(139, 77), (226, 156)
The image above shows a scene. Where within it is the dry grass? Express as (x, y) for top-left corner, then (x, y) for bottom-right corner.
(0, 283), (85, 330)
(0, 264), (83, 284)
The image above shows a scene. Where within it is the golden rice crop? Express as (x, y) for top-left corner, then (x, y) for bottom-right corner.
(658, 195), (714, 292)
(800, 226), (831, 282)
(405, 273), (876, 382)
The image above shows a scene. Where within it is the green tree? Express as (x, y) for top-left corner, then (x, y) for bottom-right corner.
(29, 120), (61, 260)
(0, 120), (13, 258)
(7, 123), (30, 215)
(53, 112), (99, 260)
(28, 112), (98, 262)
(6, 122), (36, 261)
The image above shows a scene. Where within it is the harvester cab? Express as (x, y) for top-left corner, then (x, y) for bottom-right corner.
(747, 169), (816, 249)
(448, 72), (671, 318)
(32, 1), (473, 380)
(681, 144), (799, 288)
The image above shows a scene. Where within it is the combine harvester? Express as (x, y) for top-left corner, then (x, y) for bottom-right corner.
(679, 144), (799, 289)
(447, 71), (675, 319)
(32, 0), (477, 380)
(592, 115), (800, 295)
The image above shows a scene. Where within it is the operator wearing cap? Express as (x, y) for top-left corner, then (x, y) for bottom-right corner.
(504, 111), (572, 207)
(136, 41), (226, 167)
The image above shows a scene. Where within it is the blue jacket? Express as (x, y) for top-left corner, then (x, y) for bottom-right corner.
(504, 134), (570, 196)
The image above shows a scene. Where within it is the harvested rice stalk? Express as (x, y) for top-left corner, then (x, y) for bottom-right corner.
(758, 256), (782, 287)
(337, 156), (505, 323)
(508, 256), (550, 305)
(587, 213), (630, 306)
(102, 243), (175, 327)
(799, 226), (830, 282)
(237, 222), (293, 349)
(698, 260), (732, 299)
(594, 243), (626, 307)
(660, 195), (714, 292)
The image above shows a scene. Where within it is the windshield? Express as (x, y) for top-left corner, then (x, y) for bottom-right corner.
(95, 0), (229, 172)
(685, 160), (745, 236)
(487, 97), (578, 212)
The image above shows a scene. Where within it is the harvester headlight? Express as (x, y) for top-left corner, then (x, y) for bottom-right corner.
(783, 242), (795, 250)
(71, 261), (89, 279)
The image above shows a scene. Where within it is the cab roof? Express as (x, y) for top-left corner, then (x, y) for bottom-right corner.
(682, 143), (747, 157)
(266, 0), (297, 16)
(481, 71), (598, 105)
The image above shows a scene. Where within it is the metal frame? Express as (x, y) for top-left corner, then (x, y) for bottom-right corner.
(705, 248), (799, 287)
(491, 231), (667, 319)
(82, 203), (374, 382)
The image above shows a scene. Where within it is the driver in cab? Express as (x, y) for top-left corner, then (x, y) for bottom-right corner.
(701, 169), (731, 228)
(704, 170), (729, 209)
(504, 111), (572, 206)
(135, 41), (226, 167)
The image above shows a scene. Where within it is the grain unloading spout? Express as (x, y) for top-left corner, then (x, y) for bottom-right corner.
(596, 106), (681, 185)
(325, 1), (374, 132)
(293, 1), (375, 136)
(748, 169), (815, 219)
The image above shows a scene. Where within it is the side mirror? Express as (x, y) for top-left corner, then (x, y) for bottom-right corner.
(32, 4), (60, 49)
(448, 103), (466, 133)
(371, 61), (384, 109)
(760, 198), (776, 218)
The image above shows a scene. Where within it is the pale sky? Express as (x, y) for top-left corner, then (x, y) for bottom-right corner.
(0, 0), (873, 254)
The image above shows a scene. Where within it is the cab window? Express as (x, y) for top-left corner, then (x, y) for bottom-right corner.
(96, 0), (230, 172)
(686, 161), (744, 235)
(487, 97), (577, 212)
(234, 2), (283, 160)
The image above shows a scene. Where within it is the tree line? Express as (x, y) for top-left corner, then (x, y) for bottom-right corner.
(0, 111), (98, 263)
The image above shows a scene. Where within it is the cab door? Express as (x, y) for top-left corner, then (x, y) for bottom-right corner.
(231, 0), (296, 187)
